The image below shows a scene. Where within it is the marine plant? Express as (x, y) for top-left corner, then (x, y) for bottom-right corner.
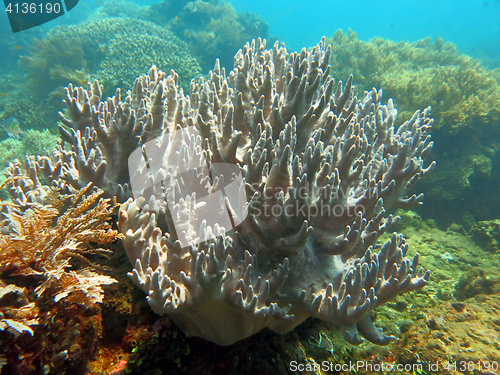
(0, 179), (120, 304)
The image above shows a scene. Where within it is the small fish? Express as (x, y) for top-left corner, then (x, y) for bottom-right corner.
(14, 45), (23, 50)
(0, 93), (7, 97)
(308, 332), (334, 354)
(1, 117), (24, 139)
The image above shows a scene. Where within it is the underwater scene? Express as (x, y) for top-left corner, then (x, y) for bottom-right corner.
(0, 0), (500, 374)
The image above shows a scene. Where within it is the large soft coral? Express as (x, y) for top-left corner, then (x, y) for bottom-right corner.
(117, 38), (433, 345)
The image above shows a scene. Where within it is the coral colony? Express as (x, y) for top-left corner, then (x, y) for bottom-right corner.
(7, 38), (434, 346)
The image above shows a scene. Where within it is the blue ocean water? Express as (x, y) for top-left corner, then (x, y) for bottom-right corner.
(229, 0), (500, 66)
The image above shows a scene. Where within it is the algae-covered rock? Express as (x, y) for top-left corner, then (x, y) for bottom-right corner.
(454, 270), (500, 301)
(393, 295), (500, 373)
(470, 219), (500, 252)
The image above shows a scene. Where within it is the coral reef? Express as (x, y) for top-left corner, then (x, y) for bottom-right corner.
(145, 0), (269, 71)
(5, 68), (193, 203)
(19, 35), (88, 100)
(5, 16), (201, 156)
(9, 34), (434, 347)
(90, 0), (148, 20)
(325, 29), (500, 228)
(4, 33), (437, 357)
(95, 30), (199, 95)
(416, 135), (500, 228)
(0, 15), (40, 74)
(0, 129), (59, 200)
(0, 130), (59, 171)
(0, 93), (61, 135)
(113, 38), (434, 346)
(326, 29), (500, 133)
(19, 17), (201, 99)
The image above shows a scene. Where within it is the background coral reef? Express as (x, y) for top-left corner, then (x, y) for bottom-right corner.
(0, 17), (201, 139)
(19, 17), (201, 99)
(0, 129), (59, 200)
(1, 0), (269, 141)
(144, 0), (270, 71)
(325, 29), (500, 229)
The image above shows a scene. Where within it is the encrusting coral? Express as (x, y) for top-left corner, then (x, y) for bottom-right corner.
(7, 37), (434, 347)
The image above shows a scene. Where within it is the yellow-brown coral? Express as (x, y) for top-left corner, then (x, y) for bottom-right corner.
(0, 181), (123, 373)
(0, 282), (38, 336)
(0, 181), (122, 307)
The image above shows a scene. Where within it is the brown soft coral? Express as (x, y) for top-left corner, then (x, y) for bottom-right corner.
(0, 180), (121, 307)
